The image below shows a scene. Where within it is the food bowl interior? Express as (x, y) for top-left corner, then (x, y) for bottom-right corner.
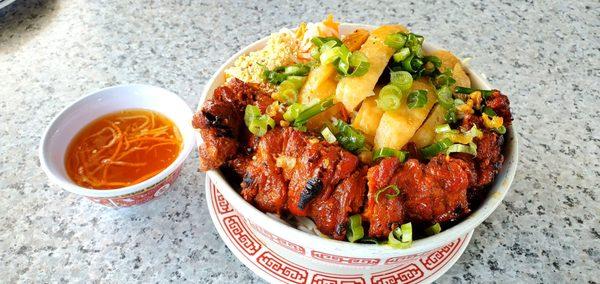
(199, 23), (518, 257)
(41, 84), (196, 197)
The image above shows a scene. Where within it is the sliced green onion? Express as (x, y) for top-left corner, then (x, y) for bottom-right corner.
(372, 147), (408, 162)
(402, 54), (415, 73)
(376, 85), (403, 111)
(465, 125), (483, 139)
(388, 222), (412, 249)
(384, 33), (407, 49)
(496, 125), (507, 135)
(393, 47), (411, 62)
(321, 127), (337, 143)
(390, 71), (413, 91)
(244, 105), (275, 137)
(455, 86), (493, 99)
(425, 56), (442, 69)
(407, 90), (428, 109)
(375, 184), (401, 204)
(346, 214), (364, 243)
(283, 64), (310, 76)
(424, 223), (442, 236)
(454, 86), (474, 94)
(445, 142), (477, 156)
(444, 108), (457, 123)
(283, 103), (305, 122)
(421, 138), (453, 159)
(436, 86), (454, 109)
(434, 124), (453, 134)
(482, 106), (497, 117)
(348, 51), (370, 77)
(311, 36), (342, 48)
(293, 98), (335, 127)
(334, 120), (366, 152)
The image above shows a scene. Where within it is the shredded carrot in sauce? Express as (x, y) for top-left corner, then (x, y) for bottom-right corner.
(65, 109), (182, 189)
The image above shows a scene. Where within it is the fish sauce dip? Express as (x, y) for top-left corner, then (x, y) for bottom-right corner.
(65, 109), (182, 189)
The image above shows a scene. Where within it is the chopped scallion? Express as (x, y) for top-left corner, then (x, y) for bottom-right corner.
(293, 97), (335, 127)
(424, 223), (442, 236)
(346, 214), (364, 243)
(407, 90), (428, 109)
(321, 127), (337, 143)
(244, 105), (275, 137)
(388, 222), (412, 249)
(390, 71), (413, 91)
(372, 147), (408, 162)
(384, 33), (407, 49)
(376, 85), (403, 111)
(375, 185), (401, 204)
(421, 138), (453, 159)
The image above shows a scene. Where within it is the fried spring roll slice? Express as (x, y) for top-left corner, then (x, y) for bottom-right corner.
(336, 25), (409, 112)
(299, 29), (370, 103)
(351, 90), (383, 144)
(374, 78), (437, 150)
(409, 104), (447, 148)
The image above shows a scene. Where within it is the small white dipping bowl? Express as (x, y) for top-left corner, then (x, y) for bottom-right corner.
(40, 84), (195, 208)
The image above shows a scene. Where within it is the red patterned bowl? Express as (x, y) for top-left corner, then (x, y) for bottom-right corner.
(198, 23), (518, 281)
(39, 84), (196, 208)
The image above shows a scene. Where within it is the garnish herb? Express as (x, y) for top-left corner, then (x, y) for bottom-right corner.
(407, 90), (428, 109)
(312, 37), (370, 77)
(376, 84), (403, 111)
(424, 223), (442, 236)
(421, 138), (453, 159)
(346, 214), (365, 243)
(321, 127), (337, 143)
(372, 147), (408, 162)
(292, 97), (335, 128)
(387, 222), (412, 249)
(244, 105), (275, 137)
(333, 120), (366, 152)
(374, 184), (401, 204)
(262, 63), (310, 85)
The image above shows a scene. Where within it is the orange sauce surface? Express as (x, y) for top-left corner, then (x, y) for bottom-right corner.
(65, 109), (182, 189)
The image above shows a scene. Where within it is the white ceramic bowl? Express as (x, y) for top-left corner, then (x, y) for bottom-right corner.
(40, 84), (196, 208)
(197, 23), (518, 270)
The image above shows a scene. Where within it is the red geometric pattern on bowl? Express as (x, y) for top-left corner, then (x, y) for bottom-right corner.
(311, 250), (381, 266)
(207, 177), (472, 283)
(248, 220), (307, 255)
(87, 166), (182, 208)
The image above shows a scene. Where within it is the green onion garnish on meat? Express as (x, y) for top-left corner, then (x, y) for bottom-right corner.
(244, 105), (275, 137)
(374, 184), (401, 204)
(293, 97), (335, 128)
(407, 90), (428, 109)
(321, 127), (337, 143)
(421, 138), (453, 159)
(333, 120), (366, 152)
(425, 223), (442, 236)
(346, 214), (365, 243)
(388, 222), (413, 249)
(372, 147), (408, 162)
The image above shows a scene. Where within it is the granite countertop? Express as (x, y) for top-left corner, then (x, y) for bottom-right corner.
(1, 0), (598, 283)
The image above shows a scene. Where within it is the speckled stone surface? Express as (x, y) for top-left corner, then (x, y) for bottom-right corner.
(0, 0), (598, 283)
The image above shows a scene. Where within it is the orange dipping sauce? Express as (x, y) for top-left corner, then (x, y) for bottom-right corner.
(65, 109), (182, 189)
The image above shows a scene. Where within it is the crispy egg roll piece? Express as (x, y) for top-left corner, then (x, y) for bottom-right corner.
(428, 50), (471, 89)
(452, 62), (471, 88)
(374, 78), (437, 150)
(409, 104), (447, 148)
(299, 29), (370, 103)
(351, 90), (383, 144)
(336, 25), (409, 112)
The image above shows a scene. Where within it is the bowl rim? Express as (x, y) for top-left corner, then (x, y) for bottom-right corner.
(39, 83), (196, 198)
(197, 23), (519, 256)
